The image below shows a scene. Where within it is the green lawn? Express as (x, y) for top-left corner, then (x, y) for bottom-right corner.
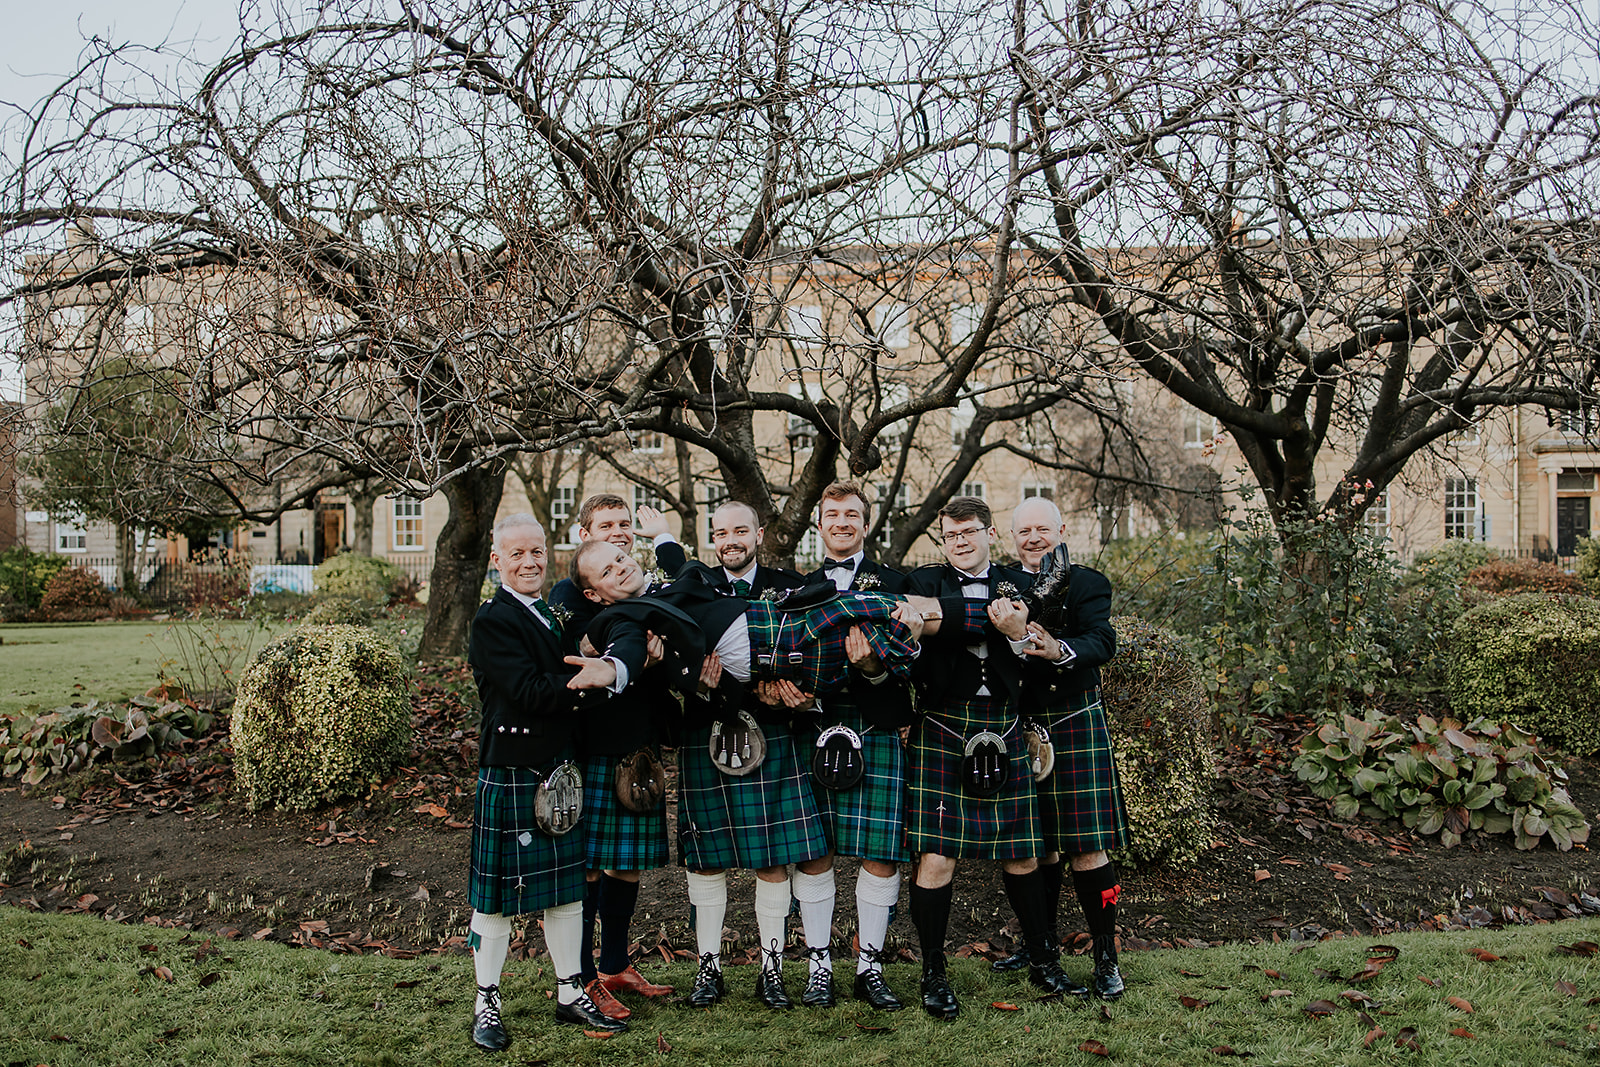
(0, 908), (1594, 1066)
(0, 619), (282, 716)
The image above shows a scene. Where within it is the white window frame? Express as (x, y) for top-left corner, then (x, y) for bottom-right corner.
(878, 382), (911, 451)
(796, 529), (823, 570)
(633, 485), (663, 514)
(391, 495), (425, 551)
(787, 381), (817, 450)
(1183, 407), (1218, 448)
(876, 484), (910, 543)
(55, 512), (88, 553)
(960, 481), (986, 500)
(632, 430), (665, 454)
(1362, 491), (1390, 539)
(1021, 482), (1056, 503)
(950, 382), (983, 444)
(1443, 477), (1480, 541)
(701, 483), (729, 546)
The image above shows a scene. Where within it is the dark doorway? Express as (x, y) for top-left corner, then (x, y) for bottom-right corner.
(1556, 497), (1591, 557)
(313, 505), (345, 564)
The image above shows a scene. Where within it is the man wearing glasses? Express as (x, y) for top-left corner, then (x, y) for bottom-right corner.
(902, 496), (1082, 1020)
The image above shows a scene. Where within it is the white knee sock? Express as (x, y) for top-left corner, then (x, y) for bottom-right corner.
(855, 868), (901, 974)
(754, 876), (791, 971)
(686, 871), (728, 964)
(791, 868), (836, 974)
(470, 910), (514, 1012)
(543, 901), (584, 1005)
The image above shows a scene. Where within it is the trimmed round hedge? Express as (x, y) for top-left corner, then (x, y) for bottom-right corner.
(231, 624), (412, 810)
(313, 553), (405, 604)
(1447, 592), (1600, 755)
(1101, 615), (1216, 869)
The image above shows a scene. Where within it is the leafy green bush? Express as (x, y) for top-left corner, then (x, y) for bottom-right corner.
(231, 624), (412, 809)
(300, 598), (377, 626)
(1091, 535), (1222, 637)
(0, 546), (71, 615)
(1100, 616), (1216, 869)
(1465, 557), (1587, 596)
(1292, 712), (1590, 850)
(313, 554), (406, 604)
(38, 565), (111, 621)
(1576, 536), (1600, 594)
(1446, 593), (1600, 754)
(1, 698), (216, 787)
(1404, 540), (1501, 589)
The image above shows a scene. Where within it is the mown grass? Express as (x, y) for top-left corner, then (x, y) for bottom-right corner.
(1, 908), (1595, 1066)
(0, 619), (283, 717)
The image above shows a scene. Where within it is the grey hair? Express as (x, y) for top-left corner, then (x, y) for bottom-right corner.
(492, 512), (545, 551)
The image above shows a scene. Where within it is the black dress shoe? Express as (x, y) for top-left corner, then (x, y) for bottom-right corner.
(1021, 543), (1074, 628)
(471, 984), (512, 1052)
(919, 970), (960, 1021)
(852, 969), (905, 1011)
(687, 953), (726, 1007)
(801, 967), (836, 1007)
(1091, 935), (1125, 1001)
(554, 990), (628, 1032)
(756, 965), (794, 1009)
(988, 949), (1029, 973)
(1028, 959), (1090, 997)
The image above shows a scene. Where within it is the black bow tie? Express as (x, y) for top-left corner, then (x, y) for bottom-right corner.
(823, 559), (854, 572)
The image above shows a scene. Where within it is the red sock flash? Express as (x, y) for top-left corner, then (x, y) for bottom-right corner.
(1101, 884), (1121, 908)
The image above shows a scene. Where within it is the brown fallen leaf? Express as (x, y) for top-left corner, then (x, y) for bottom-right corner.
(1263, 969), (1283, 979)
(1450, 1027), (1475, 1039)
(1366, 945), (1400, 962)
(1325, 863), (1354, 874)
(657, 1032), (673, 1052)
(1179, 996), (1213, 1009)
(1339, 990), (1375, 1005)
(1179, 969), (1205, 977)
(198, 972), (221, 988)
(1303, 1000), (1339, 1016)
(991, 1002), (1021, 1011)
(1446, 996), (1474, 1013)
(152, 966), (174, 982)
(1394, 1026), (1420, 1051)
(1466, 948), (1500, 962)
(1078, 1040), (1110, 1056)
(1347, 963), (1386, 983)
(1416, 975), (1442, 988)
(1263, 989), (1295, 999)
(1210, 1046), (1253, 1057)
(582, 1030), (614, 1039)
(1362, 1027), (1387, 1049)
(1253, 870), (1272, 882)
(1554, 980), (1578, 997)
(393, 980), (420, 989)
(1554, 940), (1597, 957)
(854, 1023), (893, 1034)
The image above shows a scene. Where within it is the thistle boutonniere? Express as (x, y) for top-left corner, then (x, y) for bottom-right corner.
(759, 585), (786, 601)
(992, 580), (1019, 601)
(548, 603), (574, 630)
(643, 566), (668, 588)
(854, 571), (883, 591)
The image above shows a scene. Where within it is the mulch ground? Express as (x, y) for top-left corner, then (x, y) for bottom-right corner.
(2, 666), (1596, 967)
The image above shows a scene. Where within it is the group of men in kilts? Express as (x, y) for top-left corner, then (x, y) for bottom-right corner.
(462, 484), (1129, 1050)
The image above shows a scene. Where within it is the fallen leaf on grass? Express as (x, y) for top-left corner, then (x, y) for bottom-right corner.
(1446, 996), (1474, 1013)
(393, 980), (420, 989)
(1366, 945), (1399, 963)
(1253, 870), (1271, 882)
(582, 1030), (614, 1039)
(1339, 990), (1375, 1005)
(199, 972), (221, 988)
(1467, 948), (1500, 962)
(657, 1033), (672, 1052)
(1263, 969), (1283, 979)
(854, 1023), (893, 1034)
(1416, 975), (1441, 988)
(1347, 963), (1387, 983)
(1554, 981), (1578, 996)
(1179, 996), (1213, 1009)
(1179, 969), (1205, 977)
(1078, 1039), (1110, 1056)
(146, 966), (174, 982)
(1394, 1026), (1420, 1051)
(1210, 1046), (1252, 1057)
(1554, 941), (1598, 957)
(1362, 1027), (1386, 1049)
(1262, 989), (1295, 999)
(991, 1002), (1021, 1011)
(1303, 1000), (1339, 1016)
(1450, 1027), (1475, 1039)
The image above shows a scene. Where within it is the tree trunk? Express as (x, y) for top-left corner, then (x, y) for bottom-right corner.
(349, 484), (383, 557)
(417, 463), (506, 661)
(115, 522), (135, 595)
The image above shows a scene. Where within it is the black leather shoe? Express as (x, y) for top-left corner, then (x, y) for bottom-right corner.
(801, 967), (836, 1008)
(988, 949), (1029, 973)
(554, 990), (628, 1032)
(687, 953), (726, 1007)
(852, 969), (905, 1011)
(1091, 935), (1125, 1001)
(1028, 959), (1090, 997)
(756, 965), (793, 1009)
(919, 970), (959, 1021)
(471, 984), (511, 1052)
(1022, 543), (1074, 628)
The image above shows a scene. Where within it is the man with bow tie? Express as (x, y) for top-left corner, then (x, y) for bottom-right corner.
(790, 481), (916, 1012)
(464, 514), (640, 1051)
(902, 496), (1084, 1020)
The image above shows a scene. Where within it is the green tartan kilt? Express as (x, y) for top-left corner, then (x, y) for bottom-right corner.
(677, 722), (827, 871)
(468, 764), (587, 915)
(1035, 689), (1130, 855)
(808, 712), (910, 863)
(905, 695), (1042, 861)
(580, 752), (670, 872)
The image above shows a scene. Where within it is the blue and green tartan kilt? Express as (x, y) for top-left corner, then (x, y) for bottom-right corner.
(580, 752), (670, 872)
(468, 764), (588, 916)
(677, 722), (827, 871)
(905, 695), (1042, 860)
(1035, 689), (1131, 855)
(808, 712), (910, 863)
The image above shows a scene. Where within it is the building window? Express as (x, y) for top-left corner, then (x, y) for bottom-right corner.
(950, 303), (982, 346)
(789, 304), (824, 346)
(876, 484), (910, 543)
(796, 529), (823, 570)
(960, 481), (986, 500)
(1551, 408), (1597, 435)
(1021, 483), (1055, 502)
(950, 389), (979, 444)
(876, 303), (911, 349)
(123, 305), (156, 352)
(1443, 478), (1480, 541)
(1362, 491), (1390, 539)
(702, 483), (729, 545)
(1182, 407), (1217, 448)
(1555, 472), (1596, 491)
(1449, 421), (1481, 446)
(633, 485), (663, 513)
(49, 305), (88, 348)
(788, 382), (816, 450)
(632, 431), (665, 453)
(550, 486), (576, 528)
(55, 512), (88, 553)
(392, 496), (424, 550)
(879, 382), (910, 451)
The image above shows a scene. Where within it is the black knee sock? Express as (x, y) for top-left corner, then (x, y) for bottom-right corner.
(1001, 869), (1051, 963)
(1038, 860), (1064, 947)
(597, 874), (640, 975)
(908, 882), (954, 975)
(1071, 862), (1120, 939)
(580, 877), (602, 982)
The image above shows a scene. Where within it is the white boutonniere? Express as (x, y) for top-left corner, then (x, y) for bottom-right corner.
(855, 571), (883, 591)
(992, 580), (1019, 601)
(759, 586), (786, 601)
(548, 603), (574, 629)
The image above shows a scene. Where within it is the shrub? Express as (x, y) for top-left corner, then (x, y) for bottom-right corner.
(1292, 712), (1590, 850)
(1465, 557), (1587, 596)
(1404, 540), (1501, 588)
(1, 697), (215, 787)
(38, 565), (112, 621)
(1091, 534), (1222, 637)
(231, 623), (412, 809)
(313, 553), (406, 604)
(0, 545), (70, 613)
(300, 598), (376, 626)
(1576, 536), (1600, 594)
(1446, 593), (1600, 754)
(179, 558), (251, 614)
(1100, 616), (1216, 869)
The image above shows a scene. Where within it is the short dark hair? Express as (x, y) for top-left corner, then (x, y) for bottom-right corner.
(578, 493), (630, 530)
(569, 539), (614, 591)
(819, 480), (871, 524)
(710, 500), (759, 529)
(938, 495), (992, 528)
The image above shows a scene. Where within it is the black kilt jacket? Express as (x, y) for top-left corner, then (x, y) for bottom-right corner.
(547, 538), (688, 634)
(469, 587), (637, 768)
(799, 557), (916, 730)
(905, 561), (1033, 706)
(1017, 564), (1117, 707)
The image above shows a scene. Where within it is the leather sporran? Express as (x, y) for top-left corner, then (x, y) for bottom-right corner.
(811, 724), (865, 791)
(614, 747), (666, 813)
(960, 730), (1009, 797)
(533, 761), (584, 835)
(709, 711), (766, 777)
